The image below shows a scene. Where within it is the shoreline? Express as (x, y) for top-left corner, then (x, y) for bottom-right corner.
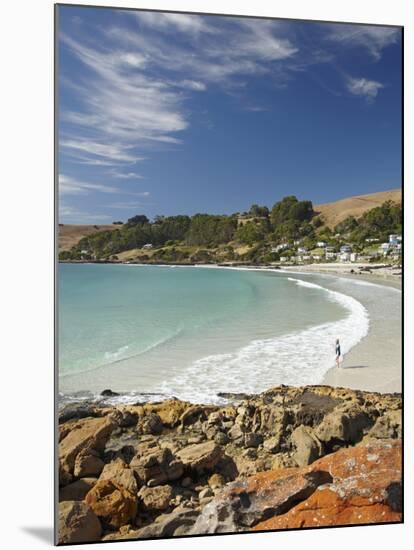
(59, 263), (402, 400)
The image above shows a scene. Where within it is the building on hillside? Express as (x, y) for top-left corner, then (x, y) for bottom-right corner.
(340, 245), (352, 253)
(280, 256), (289, 263)
(317, 241), (327, 248)
(389, 234), (402, 245)
(339, 252), (351, 262)
(350, 252), (358, 262)
(325, 246), (337, 260)
(297, 246), (308, 254)
(142, 243), (153, 250)
(365, 237), (379, 243)
(379, 243), (391, 255)
(272, 243), (289, 253)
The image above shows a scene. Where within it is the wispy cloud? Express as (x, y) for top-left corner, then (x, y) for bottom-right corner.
(326, 24), (400, 61)
(59, 202), (113, 223)
(105, 200), (148, 209)
(59, 174), (120, 195)
(109, 170), (144, 179)
(346, 76), (384, 101)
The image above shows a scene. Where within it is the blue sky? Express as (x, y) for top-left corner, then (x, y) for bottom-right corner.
(58, 7), (402, 223)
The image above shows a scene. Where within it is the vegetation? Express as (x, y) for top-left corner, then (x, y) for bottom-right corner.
(59, 196), (401, 264)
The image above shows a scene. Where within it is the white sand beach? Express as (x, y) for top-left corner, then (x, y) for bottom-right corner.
(281, 266), (402, 394)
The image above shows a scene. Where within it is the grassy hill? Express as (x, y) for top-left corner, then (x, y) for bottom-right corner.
(58, 224), (119, 251)
(315, 189), (401, 229)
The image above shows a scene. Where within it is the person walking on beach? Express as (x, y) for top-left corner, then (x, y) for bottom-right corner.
(335, 339), (342, 368)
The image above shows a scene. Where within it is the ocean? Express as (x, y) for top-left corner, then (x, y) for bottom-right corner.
(58, 264), (370, 403)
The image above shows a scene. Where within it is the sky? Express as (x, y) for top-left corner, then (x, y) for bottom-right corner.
(58, 6), (402, 223)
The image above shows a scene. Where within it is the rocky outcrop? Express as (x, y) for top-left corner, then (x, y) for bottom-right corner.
(57, 385), (402, 543)
(253, 439), (401, 530)
(58, 501), (102, 543)
(85, 479), (138, 529)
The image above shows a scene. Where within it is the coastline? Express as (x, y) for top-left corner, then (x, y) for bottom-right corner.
(59, 263), (402, 401)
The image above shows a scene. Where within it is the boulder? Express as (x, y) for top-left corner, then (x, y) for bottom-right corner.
(101, 389), (120, 397)
(130, 447), (183, 486)
(137, 413), (163, 435)
(58, 501), (102, 544)
(59, 416), (117, 482)
(191, 468), (332, 533)
(176, 441), (223, 473)
(138, 485), (173, 511)
(367, 410), (402, 439)
(254, 439), (402, 530)
(314, 408), (372, 446)
(291, 425), (323, 466)
(132, 507), (199, 538)
(85, 479), (138, 529)
(74, 449), (105, 478)
(99, 457), (138, 494)
(59, 478), (98, 502)
(244, 432), (263, 448)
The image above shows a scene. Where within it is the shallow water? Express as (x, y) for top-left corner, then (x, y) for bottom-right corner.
(58, 264), (373, 402)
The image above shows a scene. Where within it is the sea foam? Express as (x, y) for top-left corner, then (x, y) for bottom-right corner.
(158, 277), (370, 404)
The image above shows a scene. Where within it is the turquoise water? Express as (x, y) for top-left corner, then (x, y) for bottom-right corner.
(58, 264), (369, 402)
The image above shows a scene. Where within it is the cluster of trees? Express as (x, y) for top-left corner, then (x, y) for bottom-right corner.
(59, 196), (401, 263)
(334, 201), (402, 245)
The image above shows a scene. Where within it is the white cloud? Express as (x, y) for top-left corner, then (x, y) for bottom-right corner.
(326, 24), (400, 60)
(346, 76), (384, 100)
(59, 202), (113, 223)
(61, 139), (142, 164)
(135, 12), (213, 35)
(59, 174), (120, 195)
(179, 80), (207, 91)
(110, 171), (144, 179)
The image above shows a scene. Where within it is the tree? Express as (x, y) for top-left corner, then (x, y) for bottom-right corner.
(270, 196), (314, 228)
(126, 215), (149, 226)
(249, 204), (269, 217)
(236, 221), (265, 245)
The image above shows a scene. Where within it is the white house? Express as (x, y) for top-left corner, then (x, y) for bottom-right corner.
(350, 252), (358, 262)
(272, 243), (289, 253)
(365, 237), (379, 243)
(340, 245), (352, 253)
(142, 243), (153, 250)
(389, 234), (402, 245)
(325, 246), (337, 260)
(339, 252), (350, 262)
(297, 247), (308, 254)
(317, 241), (327, 248)
(279, 256), (289, 263)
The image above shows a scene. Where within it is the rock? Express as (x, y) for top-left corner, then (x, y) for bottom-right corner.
(176, 441), (223, 473)
(58, 501), (102, 544)
(59, 403), (104, 424)
(191, 468), (332, 533)
(244, 432), (263, 448)
(263, 433), (282, 453)
(137, 413), (163, 435)
(85, 479), (137, 529)
(59, 478), (98, 502)
(228, 424), (244, 441)
(132, 507), (200, 538)
(368, 410), (402, 439)
(59, 416), (117, 483)
(253, 439), (402, 531)
(101, 389), (120, 397)
(143, 399), (192, 428)
(74, 449), (105, 478)
(291, 425), (323, 466)
(99, 458), (138, 494)
(214, 431), (229, 445)
(314, 408), (372, 446)
(242, 448), (257, 459)
(139, 485), (173, 511)
(130, 447), (183, 486)
(199, 487), (213, 499)
(208, 473), (225, 489)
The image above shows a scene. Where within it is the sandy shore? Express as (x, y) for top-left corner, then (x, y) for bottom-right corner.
(280, 266), (402, 394)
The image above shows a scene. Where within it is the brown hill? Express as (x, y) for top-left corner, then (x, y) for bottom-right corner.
(315, 188), (401, 229)
(58, 224), (119, 251)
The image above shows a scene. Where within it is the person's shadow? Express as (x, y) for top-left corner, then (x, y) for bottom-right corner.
(341, 365), (369, 369)
(20, 527), (54, 544)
